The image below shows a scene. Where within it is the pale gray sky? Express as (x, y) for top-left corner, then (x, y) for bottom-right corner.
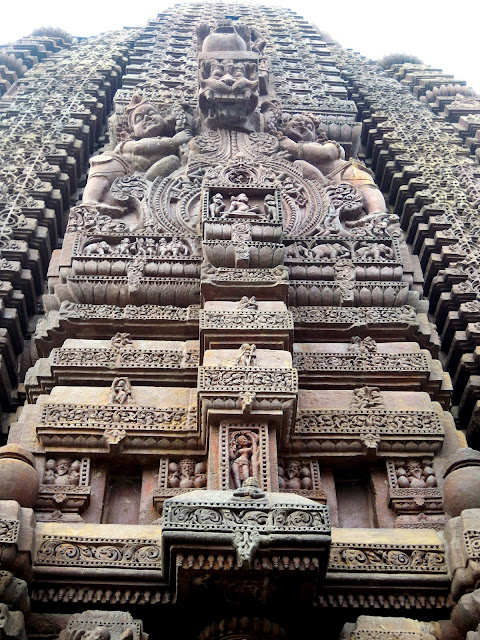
(1, 0), (479, 92)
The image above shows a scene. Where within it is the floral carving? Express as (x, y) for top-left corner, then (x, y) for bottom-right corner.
(329, 543), (446, 573)
(0, 519), (20, 543)
(36, 537), (162, 568)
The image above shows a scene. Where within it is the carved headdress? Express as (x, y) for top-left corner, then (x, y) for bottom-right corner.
(115, 94), (178, 142)
(124, 94), (150, 124)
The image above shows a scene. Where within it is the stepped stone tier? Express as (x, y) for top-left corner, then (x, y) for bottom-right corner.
(2, 3), (480, 639)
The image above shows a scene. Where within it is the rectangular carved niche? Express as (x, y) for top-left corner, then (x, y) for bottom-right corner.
(210, 422), (278, 491)
(203, 187), (282, 226)
(277, 458), (326, 504)
(387, 459), (448, 530)
(35, 457), (91, 522)
(153, 456), (207, 514)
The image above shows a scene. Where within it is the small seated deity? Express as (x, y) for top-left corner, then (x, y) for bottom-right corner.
(263, 194), (276, 220)
(224, 193), (262, 218)
(209, 193), (226, 218)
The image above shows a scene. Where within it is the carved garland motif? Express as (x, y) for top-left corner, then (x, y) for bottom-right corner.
(329, 543), (446, 573)
(36, 536), (162, 568)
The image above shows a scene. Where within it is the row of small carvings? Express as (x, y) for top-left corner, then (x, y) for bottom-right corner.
(327, 47), (480, 332)
(33, 454), (440, 495)
(51, 301), (420, 324)
(68, 257), (404, 282)
(33, 303), (439, 364)
(0, 32), (134, 233)
(27, 386), (448, 455)
(73, 235), (401, 262)
(39, 344), (430, 373)
(70, 256), (404, 283)
(28, 585), (448, 608)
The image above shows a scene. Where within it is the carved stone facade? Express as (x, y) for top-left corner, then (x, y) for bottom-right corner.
(1, 3), (480, 640)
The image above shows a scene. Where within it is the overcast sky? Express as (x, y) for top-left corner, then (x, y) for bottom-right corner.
(1, 0), (479, 92)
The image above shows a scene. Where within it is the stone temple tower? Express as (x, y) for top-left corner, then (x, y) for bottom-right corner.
(2, 3), (480, 639)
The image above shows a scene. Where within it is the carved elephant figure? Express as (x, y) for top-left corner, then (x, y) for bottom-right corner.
(355, 242), (394, 260)
(285, 243), (309, 258)
(310, 243), (350, 259)
(84, 241), (112, 257)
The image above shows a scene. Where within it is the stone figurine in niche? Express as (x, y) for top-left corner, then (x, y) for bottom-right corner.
(229, 431), (260, 489)
(116, 238), (133, 255)
(310, 243), (350, 259)
(278, 460), (313, 490)
(209, 193), (226, 218)
(157, 238), (190, 258)
(167, 459), (207, 489)
(263, 194), (276, 220)
(395, 460), (437, 488)
(284, 243), (310, 259)
(84, 241), (112, 256)
(278, 113), (387, 216)
(355, 242), (394, 260)
(43, 458), (81, 486)
(82, 95), (192, 211)
(226, 193), (262, 217)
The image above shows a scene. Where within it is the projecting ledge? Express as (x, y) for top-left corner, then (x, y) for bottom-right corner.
(32, 522), (164, 581)
(327, 527), (449, 587)
(161, 487), (331, 603)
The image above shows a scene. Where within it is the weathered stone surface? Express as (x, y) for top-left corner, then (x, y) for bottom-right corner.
(339, 615), (436, 640)
(3, 0), (480, 636)
(0, 446), (39, 508)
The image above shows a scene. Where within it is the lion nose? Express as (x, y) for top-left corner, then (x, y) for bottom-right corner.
(221, 74), (235, 86)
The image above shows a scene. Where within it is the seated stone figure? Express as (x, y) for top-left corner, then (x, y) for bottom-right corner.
(278, 113), (387, 217)
(82, 95), (192, 212)
(225, 193), (262, 218)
